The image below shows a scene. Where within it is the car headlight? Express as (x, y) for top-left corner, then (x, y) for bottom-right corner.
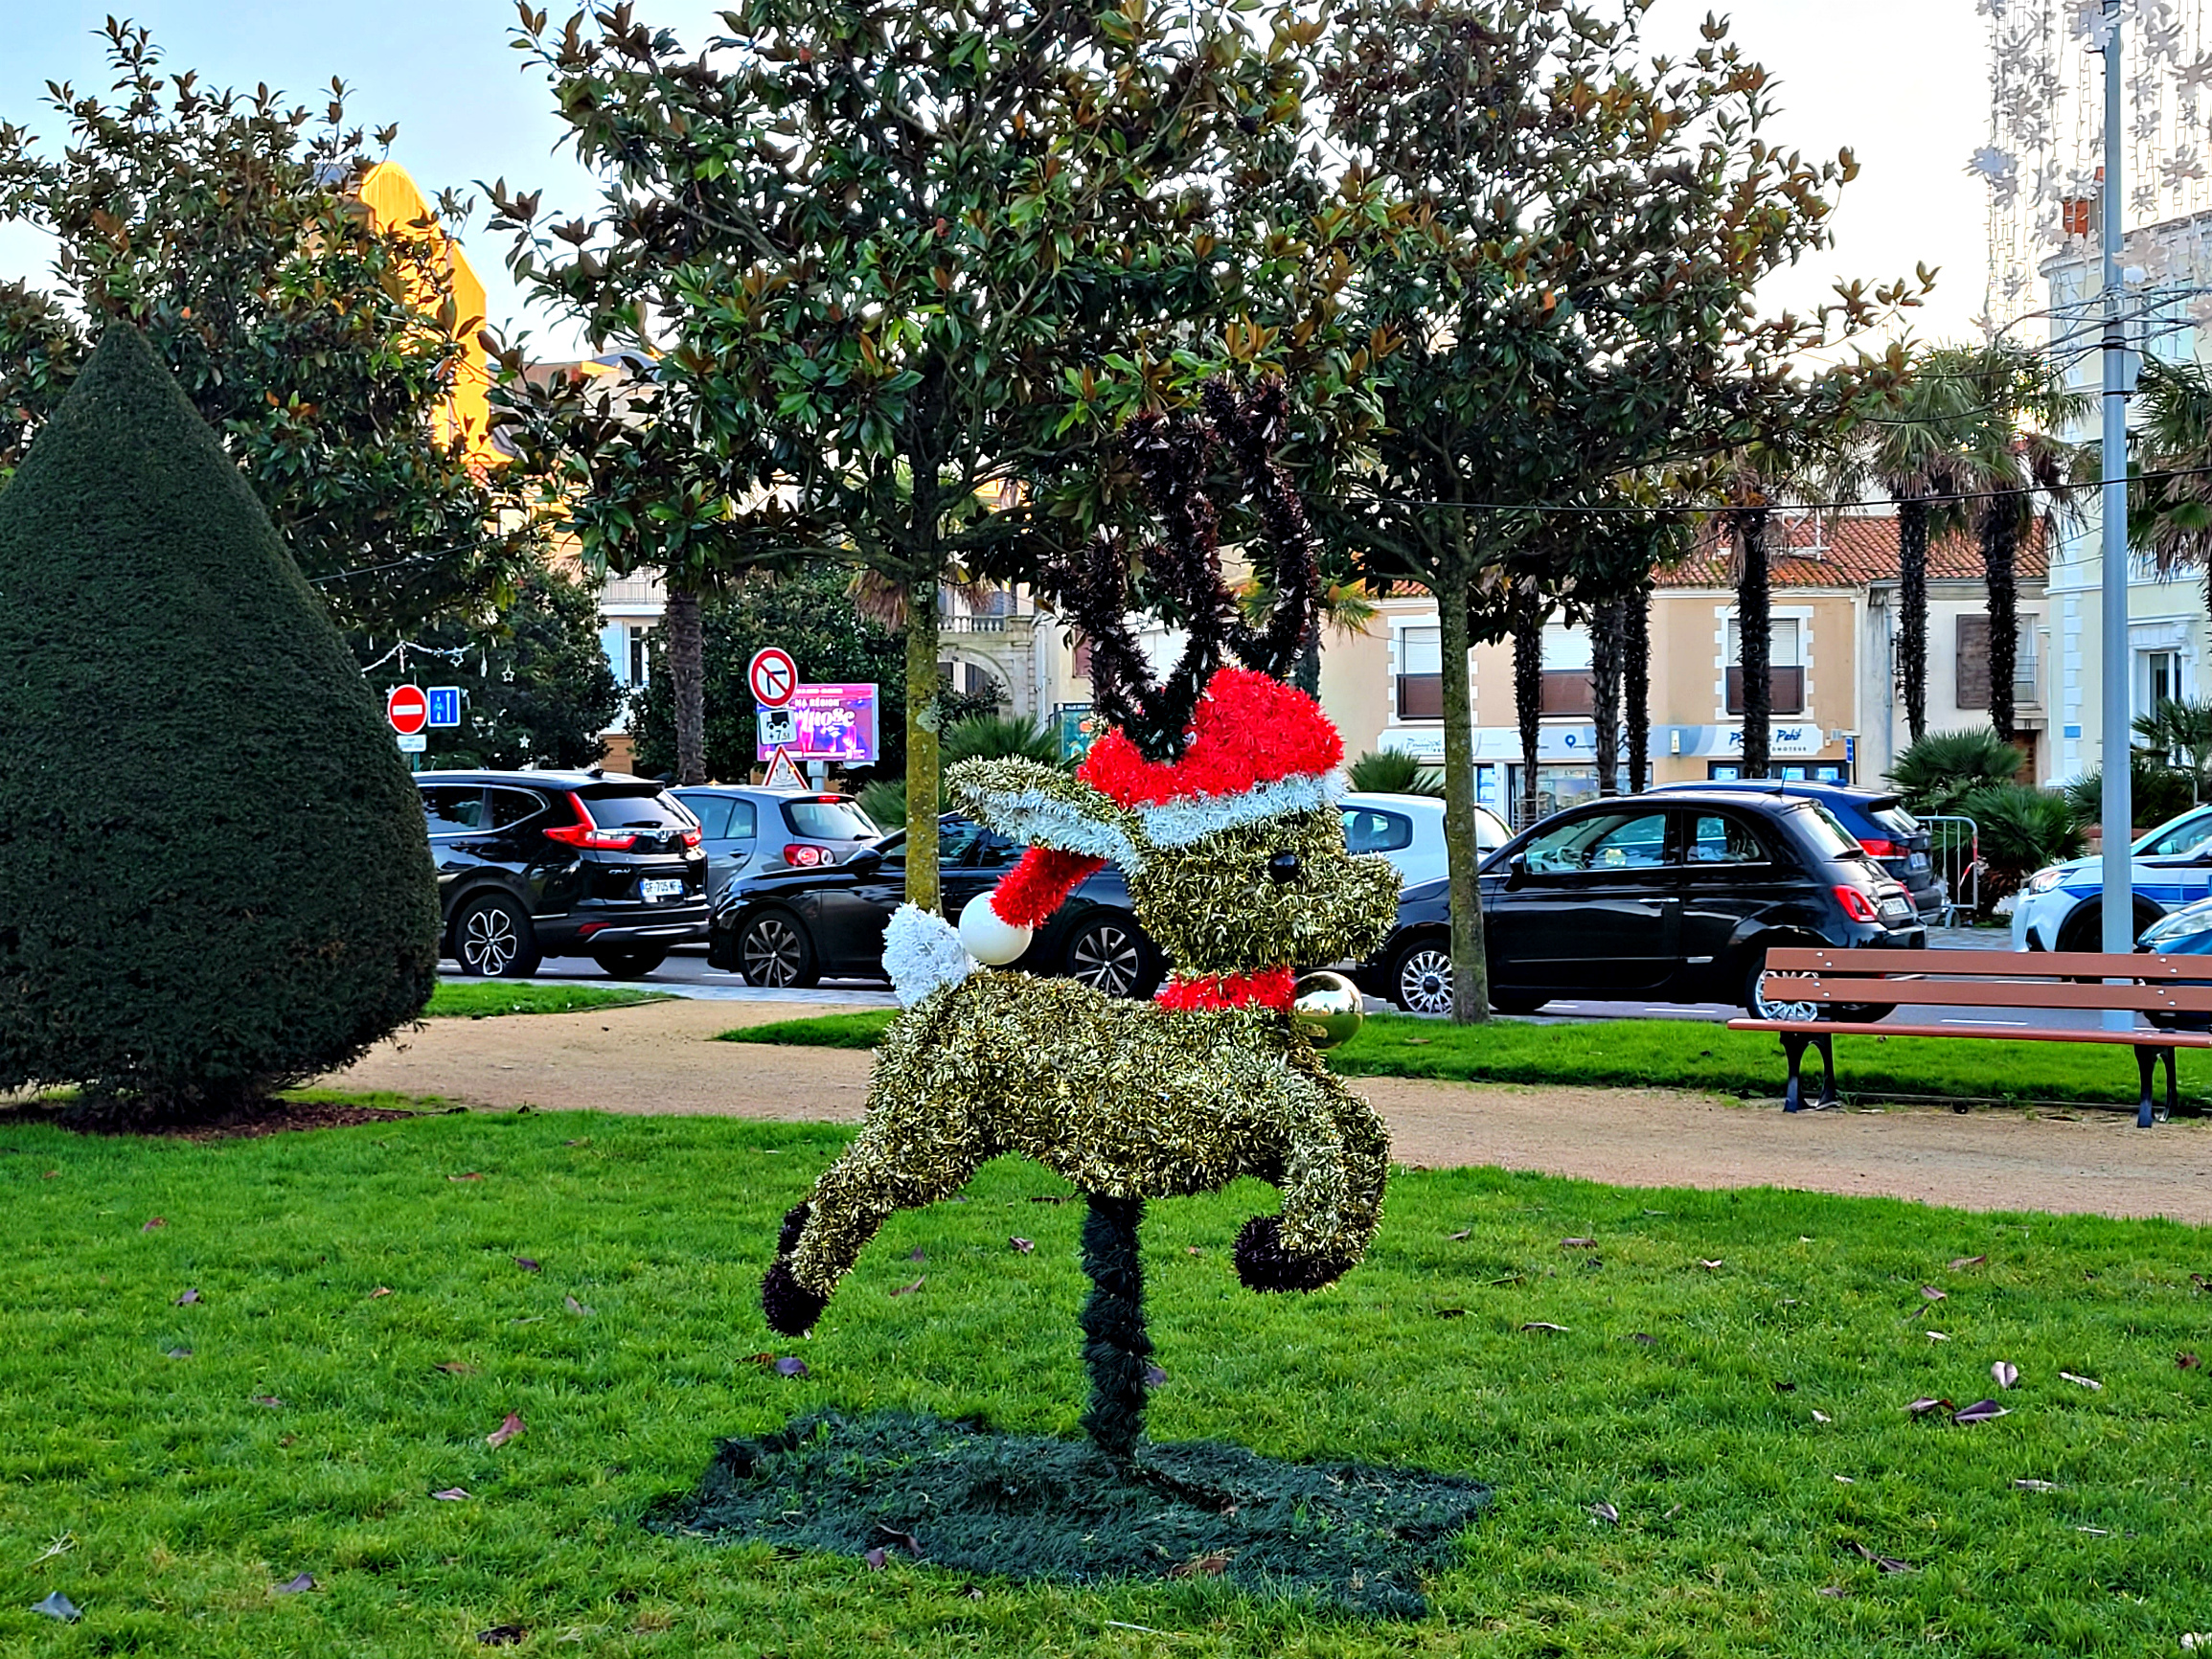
(2143, 910), (2212, 947)
(2024, 867), (2064, 896)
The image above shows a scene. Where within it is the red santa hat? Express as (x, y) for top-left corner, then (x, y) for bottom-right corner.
(979, 667), (1345, 932)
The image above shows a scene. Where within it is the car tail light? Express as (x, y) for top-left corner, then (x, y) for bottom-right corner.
(1858, 837), (1901, 857)
(1833, 884), (1880, 923)
(681, 826), (702, 848)
(543, 792), (639, 851)
(784, 843), (831, 868)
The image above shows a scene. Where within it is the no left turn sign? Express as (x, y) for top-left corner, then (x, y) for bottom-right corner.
(748, 647), (798, 708)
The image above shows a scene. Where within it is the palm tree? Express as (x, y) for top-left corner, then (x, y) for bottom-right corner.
(1946, 344), (2089, 745)
(1510, 584), (1546, 827)
(1590, 592), (1625, 795)
(2129, 355), (2212, 616)
(1851, 350), (1974, 743)
(1622, 578), (1652, 792)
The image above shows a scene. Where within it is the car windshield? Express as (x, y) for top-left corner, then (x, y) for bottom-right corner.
(582, 791), (694, 831)
(867, 820), (986, 864)
(782, 798), (878, 840)
(1794, 803), (1864, 860)
(2134, 809), (2212, 857)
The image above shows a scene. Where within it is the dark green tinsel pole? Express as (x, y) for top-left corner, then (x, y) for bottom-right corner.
(1079, 1193), (1151, 1464)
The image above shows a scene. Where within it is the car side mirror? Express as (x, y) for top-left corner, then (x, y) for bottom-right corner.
(843, 848), (882, 875)
(1504, 852), (1528, 887)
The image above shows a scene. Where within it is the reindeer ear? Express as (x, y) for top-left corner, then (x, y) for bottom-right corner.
(946, 758), (1146, 871)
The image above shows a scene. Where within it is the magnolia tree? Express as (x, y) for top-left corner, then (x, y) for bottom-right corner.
(489, 0), (1357, 902)
(1307, 0), (1927, 1020)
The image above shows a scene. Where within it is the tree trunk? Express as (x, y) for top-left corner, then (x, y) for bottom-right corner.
(1293, 633), (1322, 698)
(1511, 593), (1542, 828)
(1079, 1193), (1151, 1464)
(1624, 580), (1651, 792)
(1897, 496), (1929, 743)
(1983, 505), (2018, 744)
(904, 574), (944, 914)
(664, 583), (706, 785)
(1437, 584), (1492, 1024)
(1592, 595), (1623, 796)
(1736, 511), (1771, 779)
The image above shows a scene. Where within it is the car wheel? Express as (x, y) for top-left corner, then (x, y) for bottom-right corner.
(1065, 916), (1160, 999)
(1745, 955), (1820, 1023)
(738, 912), (819, 989)
(454, 893), (541, 980)
(593, 948), (667, 979)
(1390, 941), (1457, 1015)
(2055, 898), (2164, 955)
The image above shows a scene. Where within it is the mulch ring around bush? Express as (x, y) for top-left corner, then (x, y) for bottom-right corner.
(0, 1096), (421, 1141)
(651, 1409), (1491, 1619)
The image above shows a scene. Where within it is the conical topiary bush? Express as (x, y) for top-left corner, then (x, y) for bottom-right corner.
(0, 324), (439, 1121)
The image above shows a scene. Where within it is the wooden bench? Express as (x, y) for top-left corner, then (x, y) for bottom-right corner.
(1728, 947), (2212, 1127)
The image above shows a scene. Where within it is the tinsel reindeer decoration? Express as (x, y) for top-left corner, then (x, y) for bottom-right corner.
(762, 379), (1401, 1460)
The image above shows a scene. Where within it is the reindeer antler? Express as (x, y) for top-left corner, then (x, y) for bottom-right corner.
(1053, 376), (1321, 763)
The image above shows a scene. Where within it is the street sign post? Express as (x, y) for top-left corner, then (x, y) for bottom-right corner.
(754, 683), (878, 765)
(425, 687), (463, 728)
(386, 685), (428, 736)
(762, 746), (806, 789)
(748, 647), (798, 709)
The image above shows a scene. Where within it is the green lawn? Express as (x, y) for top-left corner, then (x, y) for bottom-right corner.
(3, 1108), (2209, 1653)
(722, 1010), (2212, 1114)
(425, 981), (675, 1019)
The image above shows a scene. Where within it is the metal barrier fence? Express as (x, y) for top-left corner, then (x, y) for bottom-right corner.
(1919, 813), (1980, 926)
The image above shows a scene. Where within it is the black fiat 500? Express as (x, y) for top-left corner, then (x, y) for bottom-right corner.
(708, 814), (1164, 998)
(416, 769), (708, 979)
(1353, 788), (1926, 1017)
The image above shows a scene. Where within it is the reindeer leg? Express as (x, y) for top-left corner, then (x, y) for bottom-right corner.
(762, 1101), (995, 1336)
(1234, 1078), (1391, 1294)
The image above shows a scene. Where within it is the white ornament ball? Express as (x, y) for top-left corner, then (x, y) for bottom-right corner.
(958, 898), (1034, 966)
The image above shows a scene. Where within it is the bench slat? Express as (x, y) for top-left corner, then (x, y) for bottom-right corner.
(1727, 1018), (2212, 1047)
(1766, 974), (2212, 1012)
(1766, 946), (2199, 978)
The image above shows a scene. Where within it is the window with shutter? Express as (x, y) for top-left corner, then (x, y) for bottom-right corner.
(1956, 615), (1992, 710)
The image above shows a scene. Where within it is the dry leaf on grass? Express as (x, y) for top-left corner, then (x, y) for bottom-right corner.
(174, 1288), (199, 1306)
(140, 1217), (166, 1232)
(251, 1396), (284, 1409)
(1698, 1260), (1723, 1271)
(1812, 1410), (1833, 1423)
(1447, 1229), (1471, 1241)
(273, 1573), (316, 1595)
(1953, 1398), (2011, 1424)
(1520, 1322), (1568, 1333)
(1950, 1255), (1987, 1270)
(32, 1591), (80, 1622)
(1993, 1361), (2020, 1390)
(2181, 1352), (2203, 1371)
(563, 1295), (593, 1317)
(1589, 1501), (1619, 1524)
(889, 1277), (924, 1297)
(370, 1286), (393, 1300)
(1921, 1286), (1947, 1302)
(432, 1488), (471, 1502)
(2060, 1371), (2103, 1390)
(1009, 1238), (1034, 1254)
(486, 1412), (525, 1449)
(513, 1258), (540, 1273)
(1846, 1541), (1912, 1574)
(774, 1356), (809, 1378)
(1905, 1397), (1951, 1416)
(1561, 1238), (1597, 1249)
(477, 1625), (526, 1647)
(446, 1172), (484, 1183)
(1168, 1554), (1230, 1579)
(2013, 1479), (2059, 1491)
(863, 1547), (888, 1572)
(434, 1361), (477, 1375)
(165, 1347), (192, 1360)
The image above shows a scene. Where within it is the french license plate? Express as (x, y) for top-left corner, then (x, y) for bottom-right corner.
(1879, 897), (1913, 921)
(1907, 853), (1929, 874)
(640, 878), (684, 901)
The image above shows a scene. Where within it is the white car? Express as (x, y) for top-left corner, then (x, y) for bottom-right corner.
(2012, 802), (2212, 951)
(1339, 792), (1510, 888)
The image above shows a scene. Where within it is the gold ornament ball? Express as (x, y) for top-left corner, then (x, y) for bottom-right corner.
(1291, 970), (1364, 1049)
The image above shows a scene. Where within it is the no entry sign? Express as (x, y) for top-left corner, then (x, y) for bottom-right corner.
(387, 684), (429, 736)
(748, 647), (798, 709)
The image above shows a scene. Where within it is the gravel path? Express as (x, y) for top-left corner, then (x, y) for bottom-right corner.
(328, 1000), (2212, 1224)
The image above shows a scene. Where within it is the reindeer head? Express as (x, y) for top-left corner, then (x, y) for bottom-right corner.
(950, 670), (1400, 981)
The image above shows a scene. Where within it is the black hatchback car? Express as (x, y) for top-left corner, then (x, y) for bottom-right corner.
(1351, 788), (1926, 1017)
(417, 769), (709, 979)
(1650, 780), (1947, 922)
(708, 815), (1163, 997)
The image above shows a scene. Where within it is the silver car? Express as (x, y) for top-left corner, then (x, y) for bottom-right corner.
(672, 786), (881, 900)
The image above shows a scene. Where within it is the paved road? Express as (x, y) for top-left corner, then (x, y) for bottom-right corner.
(487, 929), (2135, 1032)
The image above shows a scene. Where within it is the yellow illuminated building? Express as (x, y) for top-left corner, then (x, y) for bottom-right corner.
(354, 161), (497, 468)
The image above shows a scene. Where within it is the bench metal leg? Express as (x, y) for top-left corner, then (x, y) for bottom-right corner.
(2133, 1045), (2164, 1129)
(2165, 1048), (2178, 1125)
(1779, 1032), (1836, 1113)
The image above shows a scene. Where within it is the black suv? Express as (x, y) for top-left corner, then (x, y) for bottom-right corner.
(708, 815), (1163, 997)
(417, 769), (709, 979)
(1353, 788), (1926, 1017)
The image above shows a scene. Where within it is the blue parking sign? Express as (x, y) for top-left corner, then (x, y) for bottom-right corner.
(425, 687), (463, 729)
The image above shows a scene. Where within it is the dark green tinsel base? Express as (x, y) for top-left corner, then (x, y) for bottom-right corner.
(651, 1410), (1490, 1619)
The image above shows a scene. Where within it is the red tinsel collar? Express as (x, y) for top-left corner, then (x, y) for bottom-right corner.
(1154, 966), (1297, 1014)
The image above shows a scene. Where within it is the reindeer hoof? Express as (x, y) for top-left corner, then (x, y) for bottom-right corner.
(1234, 1215), (1353, 1293)
(777, 1202), (812, 1256)
(762, 1258), (830, 1336)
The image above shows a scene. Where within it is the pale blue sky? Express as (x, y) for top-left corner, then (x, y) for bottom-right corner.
(2, 1), (1993, 357)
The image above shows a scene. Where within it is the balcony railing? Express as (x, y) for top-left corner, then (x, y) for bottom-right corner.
(1725, 665), (1805, 716)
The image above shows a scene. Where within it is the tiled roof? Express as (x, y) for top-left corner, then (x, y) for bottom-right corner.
(1653, 511), (2047, 590)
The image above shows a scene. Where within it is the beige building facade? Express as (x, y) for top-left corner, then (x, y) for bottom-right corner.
(1316, 513), (2047, 822)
